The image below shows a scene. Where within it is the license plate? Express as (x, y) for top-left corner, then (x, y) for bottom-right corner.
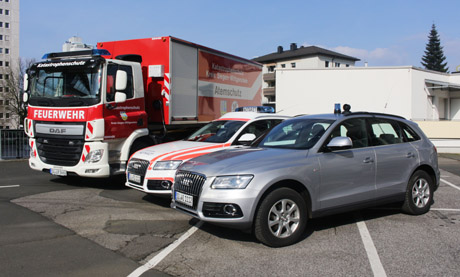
(128, 173), (141, 183)
(175, 191), (193, 207)
(50, 168), (67, 176)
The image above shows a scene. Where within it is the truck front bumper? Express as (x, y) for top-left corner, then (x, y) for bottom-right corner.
(28, 140), (111, 178)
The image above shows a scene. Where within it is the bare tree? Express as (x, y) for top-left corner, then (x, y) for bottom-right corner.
(2, 58), (35, 128)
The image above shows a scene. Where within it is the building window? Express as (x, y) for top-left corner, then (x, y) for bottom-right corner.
(0, 22), (3, 28)
(5, 87), (9, 92)
(0, 113), (3, 119)
(5, 74), (8, 79)
(346, 64), (350, 67)
(0, 9), (3, 14)
(268, 65), (275, 72)
(0, 100), (3, 105)
(325, 61), (329, 68)
(5, 10), (9, 15)
(0, 61), (3, 66)
(335, 62), (341, 67)
(291, 63), (296, 68)
(5, 61), (9, 67)
(5, 35), (9, 41)
(5, 48), (9, 54)
(0, 74), (3, 79)
(0, 87), (3, 92)
(5, 22), (9, 28)
(0, 35), (3, 41)
(5, 100), (9, 105)
(281, 64), (286, 68)
(6, 113), (9, 119)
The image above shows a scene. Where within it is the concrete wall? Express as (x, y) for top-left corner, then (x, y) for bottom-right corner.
(275, 67), (412, 118)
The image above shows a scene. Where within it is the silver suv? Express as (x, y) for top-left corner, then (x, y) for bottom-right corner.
(172, 109), (440, 247)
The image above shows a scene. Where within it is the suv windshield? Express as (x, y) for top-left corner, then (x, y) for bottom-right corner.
(186, 120), (246, 143)
(259, 118), (334, 149)
(28, 58), (102, 107)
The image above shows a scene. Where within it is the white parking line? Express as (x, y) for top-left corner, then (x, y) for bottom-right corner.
(431, 208), (460, 212)
(0, 185), (20, 189)
(128, 221), (203, 277)
(355, 214), (387, 277)
(440, 178), (460, 192)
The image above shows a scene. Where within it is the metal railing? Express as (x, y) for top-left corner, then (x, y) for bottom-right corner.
(0, 129), (30, 159)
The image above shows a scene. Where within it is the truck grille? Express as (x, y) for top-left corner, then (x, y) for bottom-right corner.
(127, 158), (150, 185)
(174, 170), (206, 210)
(36, 136), (84, 166)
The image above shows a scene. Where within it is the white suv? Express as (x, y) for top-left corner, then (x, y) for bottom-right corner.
(126, 112), (289, 195)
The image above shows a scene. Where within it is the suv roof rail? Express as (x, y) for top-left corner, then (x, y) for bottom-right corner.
(345, 111), (406, 120)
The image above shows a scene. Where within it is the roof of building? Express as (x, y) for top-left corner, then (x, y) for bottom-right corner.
(253, 45), (360, 63)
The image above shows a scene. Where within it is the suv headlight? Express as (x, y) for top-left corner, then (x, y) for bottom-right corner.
(85, 149), (104, 163)
(211, 175), (253, 189)
(153, 160), (182, 170)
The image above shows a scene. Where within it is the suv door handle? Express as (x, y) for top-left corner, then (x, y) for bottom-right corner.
(363, 157), (374, 163)
(407, 152), (415, 158)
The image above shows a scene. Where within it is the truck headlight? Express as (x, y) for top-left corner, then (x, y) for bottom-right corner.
(211, 175), (253, 189)
(153, 160), (182, 170)
(85, 149), (104, 163)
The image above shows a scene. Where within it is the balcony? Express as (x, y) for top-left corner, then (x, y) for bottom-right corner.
(263, 72), (275, 81)
(263, 87), (275, 96)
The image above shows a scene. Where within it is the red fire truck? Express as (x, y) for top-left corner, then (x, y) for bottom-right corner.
(23, 36), (262, 178)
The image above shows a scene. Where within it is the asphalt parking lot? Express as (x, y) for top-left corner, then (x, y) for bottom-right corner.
(1, 157), (460, 277)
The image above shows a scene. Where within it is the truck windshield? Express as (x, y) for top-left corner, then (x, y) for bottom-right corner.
(259, 118), (334, 149)
(186, 120), (246, 143)
(27, 58), (102, 107)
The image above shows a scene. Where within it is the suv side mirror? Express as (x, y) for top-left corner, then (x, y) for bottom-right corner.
(115, 70), (127, 91)
(238, 133), (257, 145)
(326, 136), (352, 151)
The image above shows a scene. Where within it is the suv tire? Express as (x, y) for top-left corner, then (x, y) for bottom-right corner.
(402, 170), (433, 215)
(254, 187), (307, 247)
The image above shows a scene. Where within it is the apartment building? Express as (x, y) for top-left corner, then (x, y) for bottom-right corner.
(253, 43), (359, 108)
(0, 0), (19, 129)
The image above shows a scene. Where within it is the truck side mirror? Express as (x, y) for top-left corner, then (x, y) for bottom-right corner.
(115, 92), (127, 103)
(115, 70), (127, 91)
(23, 92), (29, 103)
(23, 73), (29, 92)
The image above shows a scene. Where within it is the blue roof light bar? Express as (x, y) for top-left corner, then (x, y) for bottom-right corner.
(42, 49), (111, 60)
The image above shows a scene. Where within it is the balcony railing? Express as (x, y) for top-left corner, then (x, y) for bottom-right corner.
(263, 72), (275, 81)
(263, 87), (275, 96)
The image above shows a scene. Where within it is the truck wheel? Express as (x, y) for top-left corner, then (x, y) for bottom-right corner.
(129, 139), (152, 157)
(402, 170), (433, 215)
(254, 187), (307, 247)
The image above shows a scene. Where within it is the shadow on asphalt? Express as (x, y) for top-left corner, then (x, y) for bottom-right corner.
(142, 194), (172, 208)
(191, 202), (404, 247)
(49, 175), (128, 190)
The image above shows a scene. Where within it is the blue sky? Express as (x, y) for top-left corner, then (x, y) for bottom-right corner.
(21, 0), (460, 71)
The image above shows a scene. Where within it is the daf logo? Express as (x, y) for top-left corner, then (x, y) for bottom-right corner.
(49, 128), (66, 134)
(182, 178), (193, 187)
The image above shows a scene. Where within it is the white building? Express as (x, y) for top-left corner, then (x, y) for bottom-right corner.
(0, 0), (19, 129)
(253, 43), (359, 108)
(275, 66), (460, 152)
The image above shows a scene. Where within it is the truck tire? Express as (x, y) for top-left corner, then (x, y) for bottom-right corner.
(129, 138), (153, 158)
(254, 187), (307, 247)
(402, 170), (434, 215)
